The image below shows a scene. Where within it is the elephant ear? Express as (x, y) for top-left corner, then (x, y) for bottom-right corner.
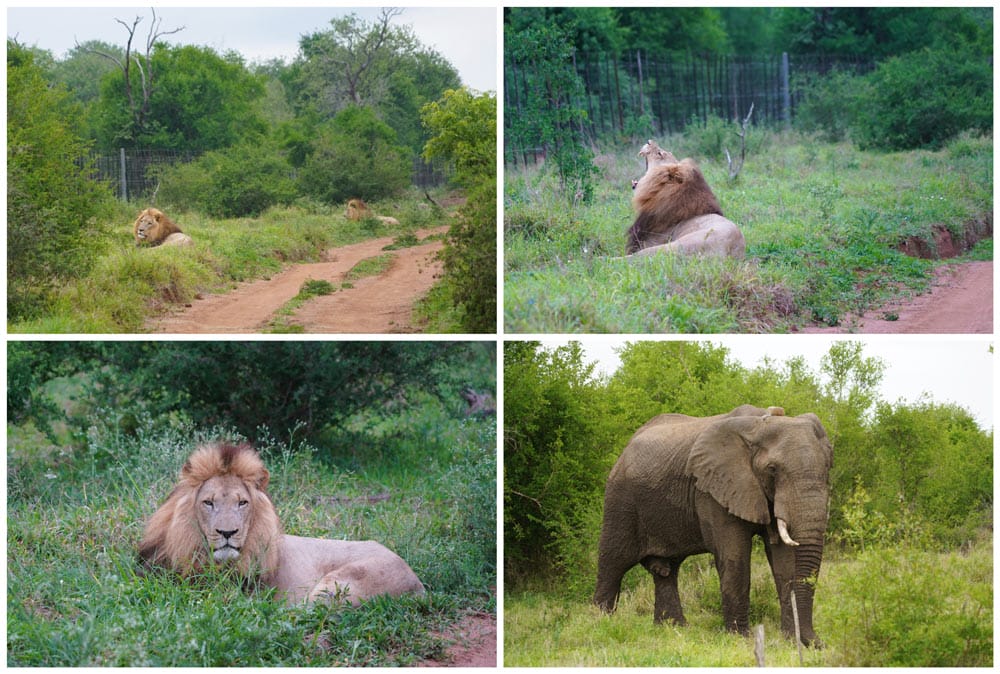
(686, 417), (770, 524)
(799, 412), (834, 471)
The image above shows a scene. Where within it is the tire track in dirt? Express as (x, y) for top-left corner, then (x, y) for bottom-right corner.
(802, 261), (992, 334)
(149, 227), (447, 334)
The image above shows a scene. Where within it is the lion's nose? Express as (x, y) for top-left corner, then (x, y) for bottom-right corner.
(217, 529), (238, 540)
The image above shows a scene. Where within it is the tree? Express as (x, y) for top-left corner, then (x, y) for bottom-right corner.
(93, 44), (266, 151)
(7, 42), (114, 321)
(83, 9), (185, 146)
(296, 9), (414, 114)
(421, 88), (497, 332)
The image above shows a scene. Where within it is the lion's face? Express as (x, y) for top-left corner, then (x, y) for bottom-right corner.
(638, 139), (677, 170)
(134, 212), (158, 242)
(196, 475), (253, 563)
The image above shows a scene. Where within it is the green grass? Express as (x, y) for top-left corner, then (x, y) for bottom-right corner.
(504, 540), (992, 666)
(504, 132), (992, 332)
(9, 189), (454, 334)
(343, 253), (396, 282)
(7, 404), (496, 666)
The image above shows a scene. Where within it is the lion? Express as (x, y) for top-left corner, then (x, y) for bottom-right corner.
(345, 198), (400, 226)
(138, 442), (425, 605)
(625, 140), (745, 259)
(133, 208), (193, 247)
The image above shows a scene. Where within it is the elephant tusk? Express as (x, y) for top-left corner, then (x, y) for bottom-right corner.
(777, 519), (799, 546)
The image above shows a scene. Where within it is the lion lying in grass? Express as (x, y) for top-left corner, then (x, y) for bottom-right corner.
(133, 208), (193, 247)
(625, 140), (745, 259)
(346, 198), (400, 226)
(138, 442), (425, 605)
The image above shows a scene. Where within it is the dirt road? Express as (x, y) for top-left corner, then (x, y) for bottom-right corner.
(150, 227), (447, 334)
(803, 261), (992, 334)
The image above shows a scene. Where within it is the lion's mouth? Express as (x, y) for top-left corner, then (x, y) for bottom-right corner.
(213, 544), (241, 562)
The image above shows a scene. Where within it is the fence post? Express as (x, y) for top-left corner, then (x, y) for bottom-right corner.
(781, 52), (791, 131)
(119, 148), (128, 201)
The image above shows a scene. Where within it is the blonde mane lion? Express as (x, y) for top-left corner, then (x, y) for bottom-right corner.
(133, 208), (193, 247)
(345, 198), (400, 226)
(139, 443), (425, 605)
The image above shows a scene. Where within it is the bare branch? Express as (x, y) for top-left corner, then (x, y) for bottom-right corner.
(725, 102), (754, 181)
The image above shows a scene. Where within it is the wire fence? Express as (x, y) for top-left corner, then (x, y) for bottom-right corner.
(85, 148), (451, 202)
(504, 51), (875, 165)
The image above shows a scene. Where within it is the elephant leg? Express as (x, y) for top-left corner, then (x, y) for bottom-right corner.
(646, 556), (687, 625)
(713, 533), (754, 636)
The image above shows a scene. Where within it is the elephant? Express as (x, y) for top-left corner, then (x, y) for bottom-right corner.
(593, 404), (832, 647)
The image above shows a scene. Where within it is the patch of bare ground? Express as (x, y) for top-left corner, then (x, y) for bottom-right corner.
(418, 612), (497, 668)
(802, 260), (992, 334)
(148, 226), (447, 334)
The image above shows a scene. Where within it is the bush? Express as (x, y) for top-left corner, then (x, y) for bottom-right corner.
(854, 47), (992, 150)
(7, 42), (115, 321)
(298, 106), (412, 205)
(793, 69), (868, 143)
(157, 140), (296, 218)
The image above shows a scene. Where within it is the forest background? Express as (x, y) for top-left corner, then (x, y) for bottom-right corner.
(9, 8), (496, 332)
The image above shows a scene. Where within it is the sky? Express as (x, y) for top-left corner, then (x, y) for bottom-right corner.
(535, 336), (995, 429)
(6, 6), (497, 92)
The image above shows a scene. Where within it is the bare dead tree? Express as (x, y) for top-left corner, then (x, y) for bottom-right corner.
(725, 102), (754, 182)
(79, 8), (184, 141)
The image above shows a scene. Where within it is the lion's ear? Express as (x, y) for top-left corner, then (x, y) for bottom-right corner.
(665, 165), (686, 184)
(255, 467), (270, 491)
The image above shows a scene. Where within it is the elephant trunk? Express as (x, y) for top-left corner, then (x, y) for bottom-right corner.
(774, 485), (828, 647)
(790, 540), (823, 646)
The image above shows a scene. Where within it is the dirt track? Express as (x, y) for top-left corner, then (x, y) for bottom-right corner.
(149, 227), (447, 334)
(803, 261), (992, 334)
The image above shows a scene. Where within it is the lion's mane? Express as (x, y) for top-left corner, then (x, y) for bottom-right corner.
(138, 443), (281, 577)
(133, 208), (192, 247)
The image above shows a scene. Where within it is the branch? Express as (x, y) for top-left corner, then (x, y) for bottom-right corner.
(725, 101), (754, 181)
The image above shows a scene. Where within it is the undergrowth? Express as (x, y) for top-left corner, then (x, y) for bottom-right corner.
(504, 132), (992, 333)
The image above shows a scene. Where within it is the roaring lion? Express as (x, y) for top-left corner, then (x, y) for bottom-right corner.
(138, 442), (425, 605)
(345, 198), (400, 226)
(133, 208), (193, 247)
(625, 140), (745, 258)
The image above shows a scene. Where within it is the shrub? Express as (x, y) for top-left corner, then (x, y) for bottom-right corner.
(298, 106), (412, 205)
(156, 140), (296, 218)
(854, 47), (992, 150)
(7, 42), (115, 320)
(793, 69), (868, 143)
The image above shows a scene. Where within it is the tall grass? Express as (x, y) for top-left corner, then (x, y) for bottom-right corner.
(9, 190), (451, 334)
(504, 540), (992, 667)
(504, 132), (992, 332)
(7, 405), (496, 666)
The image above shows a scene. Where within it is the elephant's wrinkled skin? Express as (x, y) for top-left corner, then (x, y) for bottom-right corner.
(593, 405), (832, 646)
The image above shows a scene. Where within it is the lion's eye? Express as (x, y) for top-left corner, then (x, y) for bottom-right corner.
(238, 500), (249, 508)
(202, 499), (214, 508)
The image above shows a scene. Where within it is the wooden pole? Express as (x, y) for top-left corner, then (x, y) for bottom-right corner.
(790, 589), (804, 665)
(753, 624), (766, 667)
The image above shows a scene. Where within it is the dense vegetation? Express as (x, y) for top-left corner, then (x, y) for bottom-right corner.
(8, 9), (496, 332)
(504, 7), (991, 201)
(8, 341), (496, 666)
(504, 341), (992, 666)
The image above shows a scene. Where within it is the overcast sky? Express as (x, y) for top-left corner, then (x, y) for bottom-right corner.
(6, 6), (497, 92)
(534, 336), (995, 429)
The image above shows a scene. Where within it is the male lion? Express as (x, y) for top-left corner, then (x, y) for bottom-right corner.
(625, 140), (745, 258)
(345, 198), (400, 226)
(138, 442), (425, 605)
(133, 208), (193, 247)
